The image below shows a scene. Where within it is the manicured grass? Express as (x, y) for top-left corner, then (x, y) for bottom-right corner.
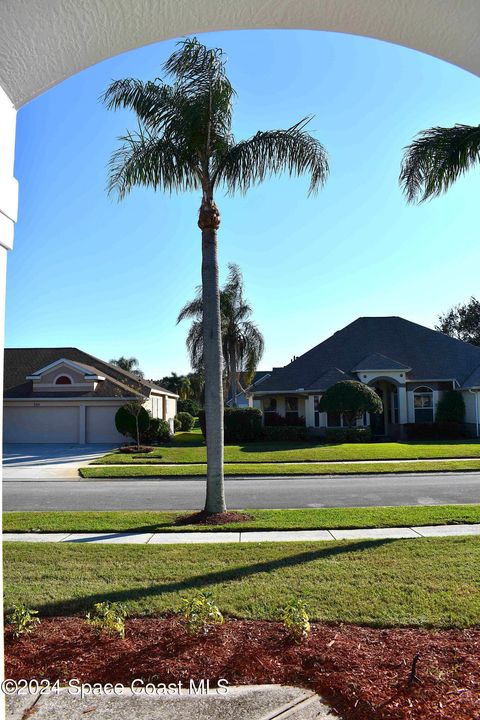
(4, 504), (480, 533)
(80, 458), (480, 478)
(94, 440), (480, 465)
(4, 537), (479, 627)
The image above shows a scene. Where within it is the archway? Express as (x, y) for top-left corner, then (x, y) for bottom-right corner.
(0, 1), (479, 449)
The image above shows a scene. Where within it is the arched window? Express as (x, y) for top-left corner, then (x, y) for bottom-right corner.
(55, 375), (72, 385)
(414, 386), (433, 423)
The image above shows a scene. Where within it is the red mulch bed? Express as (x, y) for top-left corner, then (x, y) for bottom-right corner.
(174, 510), (253, 525)
(5, 618), (480, 719)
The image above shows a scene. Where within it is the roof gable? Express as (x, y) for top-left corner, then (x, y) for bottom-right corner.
(351, 353), (410, 372)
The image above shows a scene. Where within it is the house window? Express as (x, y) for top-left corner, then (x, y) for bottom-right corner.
(314, 395), (321, 427)
(263, 397), (277, 423)
(285, 396), (298, 424)
(414, 386), (434, 423)
(55, 375), (72, 385)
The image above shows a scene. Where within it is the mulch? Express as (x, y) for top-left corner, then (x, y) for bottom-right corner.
(5, 617), (480, 719)
(174, 510), (253, 525)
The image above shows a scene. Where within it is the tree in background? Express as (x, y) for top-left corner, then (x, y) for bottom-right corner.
(435, 297), (480, 347)
(110, 356), (144, 378)
(103, 37), (328, 514)
(178, 263), (265, 405)
(320, 381), (383, 427)
(400, 123), (480, 203)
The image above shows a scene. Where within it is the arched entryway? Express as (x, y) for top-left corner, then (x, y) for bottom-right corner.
(369, 378), (401, 438)
(0, 1), (479, 450)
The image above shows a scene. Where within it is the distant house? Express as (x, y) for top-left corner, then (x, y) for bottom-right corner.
(248, 317), (480, 438)
(225, 370), (270, 407)
(3, 348), (178, 444)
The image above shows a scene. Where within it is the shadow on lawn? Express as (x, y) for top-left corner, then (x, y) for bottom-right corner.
(36, 538), (394, 616)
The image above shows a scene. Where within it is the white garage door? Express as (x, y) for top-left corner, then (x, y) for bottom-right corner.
(4, 406), (79, 443)
(86, 406), (125, 444)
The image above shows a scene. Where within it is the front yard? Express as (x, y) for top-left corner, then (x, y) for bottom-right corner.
(93, 436), (480, 464)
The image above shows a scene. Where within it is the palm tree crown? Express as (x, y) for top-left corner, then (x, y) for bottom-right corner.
(110, 355), (144, 378)
(178, 263), (264, 404)
(400, 123), (480, 203)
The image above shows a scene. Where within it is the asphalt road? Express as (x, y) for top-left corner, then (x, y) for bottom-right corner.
(3, 472), (480, 510)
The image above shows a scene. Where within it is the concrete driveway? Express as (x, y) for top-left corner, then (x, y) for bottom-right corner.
(2, 443), (118, 479)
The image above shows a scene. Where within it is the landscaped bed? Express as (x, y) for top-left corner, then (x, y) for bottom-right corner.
(93, 439), (480, 465)
(4, 504), (480, 533)
(80, 458), (480, 477)
(5, 617), (480, 720)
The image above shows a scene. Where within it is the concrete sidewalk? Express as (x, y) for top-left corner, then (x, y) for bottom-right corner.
(3, 523), (480, 544)
(6, 685), (337, 720)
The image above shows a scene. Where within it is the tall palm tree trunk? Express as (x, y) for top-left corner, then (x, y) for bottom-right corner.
(199, 197), (226, 514)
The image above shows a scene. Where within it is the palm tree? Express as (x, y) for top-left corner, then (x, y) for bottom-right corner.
(400, 123), (480, 202)
(110, 355), (144, 378)
(178, 263), (264, 405)
(102, 37), (329, 514)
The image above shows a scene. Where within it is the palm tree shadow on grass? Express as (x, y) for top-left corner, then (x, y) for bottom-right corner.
(37, 538), (394, 616)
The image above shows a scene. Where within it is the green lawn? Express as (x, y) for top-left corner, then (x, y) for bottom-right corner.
(4, 504), (480, 533)
(93, 439), (480, 465)
(80, 458), (480, 478)
(4, 537), (479, 627)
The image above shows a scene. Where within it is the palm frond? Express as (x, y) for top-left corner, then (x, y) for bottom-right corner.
(400, 123), (480, 203)
(177, 288), (203, 324)
(214, 117), (329, 195)
(107, 127), (200, 198)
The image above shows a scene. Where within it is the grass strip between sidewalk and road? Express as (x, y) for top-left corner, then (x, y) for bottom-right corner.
(4, 537), (479, 627)
(80, 459), (480, 478)
(4, 504), (480, 533)
(93, 440), (480, 465)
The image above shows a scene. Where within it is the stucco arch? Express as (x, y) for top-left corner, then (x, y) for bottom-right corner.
(1, 0), (480, 108)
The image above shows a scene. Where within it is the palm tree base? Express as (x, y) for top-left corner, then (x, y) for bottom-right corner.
(175, 510), (253, 526)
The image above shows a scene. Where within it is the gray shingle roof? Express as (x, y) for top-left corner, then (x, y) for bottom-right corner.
(256, 317), (480, 393)
(351, 353), (410, 372)
(4, 348), (175, 399)
(463, 365), (480, 389)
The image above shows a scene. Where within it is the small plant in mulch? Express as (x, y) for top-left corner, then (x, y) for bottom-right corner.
(7, 603), (40, 638)
(181, 592), (224, 636)
(282, 599), (311, 642)
(119, 445), (154, 454)
(85, 602), (127, 639)
(175, 510), (253, 526)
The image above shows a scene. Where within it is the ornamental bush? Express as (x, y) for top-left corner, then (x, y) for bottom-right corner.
(177, 398), (201, 417)
(320, 381), (383, 427)
(176, 411), (195, 431)
(142, 416), (172, 444)
(435, 390), (466, 424)
(199, 407), (263, 443)
(405, 422), (465, 440)
(325, 427), (372, 443)
(263, 425), (307, 441)
(115, 404), (150, 442)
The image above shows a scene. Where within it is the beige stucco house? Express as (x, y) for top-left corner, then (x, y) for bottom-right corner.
(3, 348), (178, 444)
(249, 317), (480, 438)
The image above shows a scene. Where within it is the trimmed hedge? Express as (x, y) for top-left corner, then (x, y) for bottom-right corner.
(405, 422), (465, 440)
(264, 412), (306, 427)
(199, 407), (263, 443)
(142, 417), (172, 444)
(115, 405), (150, 440)
(262, 425), (307, 441)
(435, 390), (466, 424)
(325, 427), (373, 443)
(176, 411), (195, 431)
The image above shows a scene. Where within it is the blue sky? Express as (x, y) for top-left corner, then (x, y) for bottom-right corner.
(7, 29), (480, 379)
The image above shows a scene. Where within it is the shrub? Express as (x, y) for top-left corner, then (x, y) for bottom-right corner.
(199, 407), (263, 443)
(177, 411), (194, 431)
(320, 381), (383, 426)
(86, 601), (127, 639)
(325, 427), (372, 443)
(436, 390), (466, 424)
(115, 404), (150, 443)
(174, 417), (181, 432)
(178, 398), (201, 417)
(264, 412), (305, 427)
(405, 422), (465, 440)
(142, 417), (172, 444)
(8, 604), (40, 637)
(263, 425), (307, 441)
(282, 599), (310, 643)
(181, 591), (224, 636)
